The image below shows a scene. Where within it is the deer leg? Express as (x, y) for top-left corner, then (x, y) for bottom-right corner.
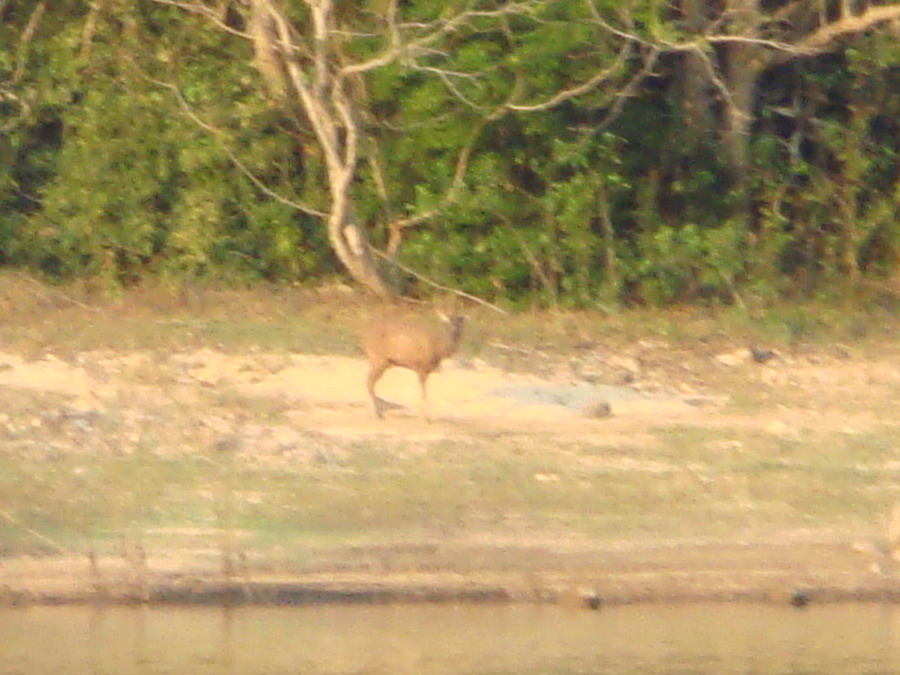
(418, 371), (430, 422)
(367, 361), (389, 418)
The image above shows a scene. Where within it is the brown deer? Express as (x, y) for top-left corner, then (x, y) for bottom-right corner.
(361, 312), (465, 420)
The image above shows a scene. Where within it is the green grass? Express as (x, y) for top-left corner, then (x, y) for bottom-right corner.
(3, 421), (897, 562)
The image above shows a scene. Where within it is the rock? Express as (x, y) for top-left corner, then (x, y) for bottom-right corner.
(715, 348), (752, 367)
(581, 399), (612, 418)
(790, 589), (810, 608)
(750, 347), (777, 363)
(534, 472), (561, 483)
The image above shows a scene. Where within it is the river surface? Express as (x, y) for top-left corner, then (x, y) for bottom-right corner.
(3, 603), (900, 674)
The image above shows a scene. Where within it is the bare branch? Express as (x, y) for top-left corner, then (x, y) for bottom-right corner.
(694, 5), (900, 59)
(589, 47), (661, 136)
(9, 0), (46, 85)
(143, 73), (326, 218)
(0, 89), (31, 131)
(384, 101), (506, 242)
(509, 40), (634, 112)
(149, 0), (252, 40)
(259, 0), (341, 172)
(676, 42), (747, 132)
(338, 0), (545, 78)
(0, 0), (46, 127)
(582, 0), (655, 49)
(307, 0), (331, 98)
(386, 0), (400, 50)
(334, 80), (360, 181)
(411, 64), (487, 111)
(370, 247), (509, 315)
(79, 0), (104, 59)
(696, 35), (806, 52)
(795, 5), (900, 53)
(503, 213), (559, 306)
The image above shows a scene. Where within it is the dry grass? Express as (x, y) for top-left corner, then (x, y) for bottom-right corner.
(1, 272), (900, 600)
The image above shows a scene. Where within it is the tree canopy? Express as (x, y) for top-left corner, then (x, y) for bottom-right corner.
(2, 0), (899, 307)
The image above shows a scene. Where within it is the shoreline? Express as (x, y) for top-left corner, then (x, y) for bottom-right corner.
(3, 542), (898, 609)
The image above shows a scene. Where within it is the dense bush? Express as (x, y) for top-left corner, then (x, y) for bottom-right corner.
(1, 1), (898, 306)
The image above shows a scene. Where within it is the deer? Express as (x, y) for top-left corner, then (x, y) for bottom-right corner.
(361, 311), (465, 420)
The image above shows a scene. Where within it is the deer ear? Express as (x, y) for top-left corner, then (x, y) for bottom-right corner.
(437, 310), (449, 322)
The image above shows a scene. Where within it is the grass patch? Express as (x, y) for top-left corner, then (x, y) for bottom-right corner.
(4, 422), (896, 558)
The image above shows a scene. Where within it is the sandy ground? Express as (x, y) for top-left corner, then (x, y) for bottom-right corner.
(1, 335), (900, 607)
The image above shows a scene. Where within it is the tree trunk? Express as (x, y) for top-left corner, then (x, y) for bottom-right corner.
(722, 0), (767, 213)
(246, 0), (394, 299)
(678, 0), (716, 151)
(324, 163), (393, 299)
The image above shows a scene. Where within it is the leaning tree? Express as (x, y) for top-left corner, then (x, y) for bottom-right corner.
(146, 0), (652, 297)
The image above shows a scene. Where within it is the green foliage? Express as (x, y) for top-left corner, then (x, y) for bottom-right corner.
(1, 0), (899, 307)
(634, 221), (746, 305)
(750, 36), (900, 294)
(1, 4), (328, 285)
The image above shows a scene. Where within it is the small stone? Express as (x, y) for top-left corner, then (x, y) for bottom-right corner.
(583, 593), (602, 610)
(534, 472), (561, 483)
(750, 347), (777, 363)
(715, 348), (752, 367)
(581, 400), (612, 418)
(71, 418), (93, 433)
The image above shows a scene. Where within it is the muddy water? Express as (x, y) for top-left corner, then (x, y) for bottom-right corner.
(2, 603), (900, 674)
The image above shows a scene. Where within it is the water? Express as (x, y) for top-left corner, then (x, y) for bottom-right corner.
(3, 603), (900, 674)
